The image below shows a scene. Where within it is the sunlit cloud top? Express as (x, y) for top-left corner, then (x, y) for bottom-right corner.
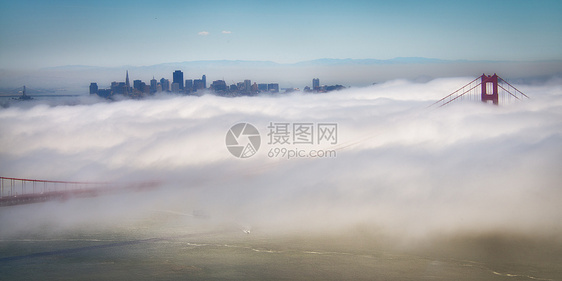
(1, 78), (561, 239)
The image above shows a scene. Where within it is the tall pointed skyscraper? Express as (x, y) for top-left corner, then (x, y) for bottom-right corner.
(125, 70), (130, 93)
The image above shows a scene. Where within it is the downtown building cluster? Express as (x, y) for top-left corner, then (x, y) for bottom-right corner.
(89, 70), (282, 99)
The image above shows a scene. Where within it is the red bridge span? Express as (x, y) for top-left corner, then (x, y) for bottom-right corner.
(430, 74), (529, 108)
(0, 176), (159, 207)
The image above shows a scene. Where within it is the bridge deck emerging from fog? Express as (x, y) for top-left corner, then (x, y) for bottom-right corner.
(430, 74), (529, 108)
(0, 177), (159, 207)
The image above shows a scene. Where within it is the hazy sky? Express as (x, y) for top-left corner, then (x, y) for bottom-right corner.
(1, 0), (561, 69)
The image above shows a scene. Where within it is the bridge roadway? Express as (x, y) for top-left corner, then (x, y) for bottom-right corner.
(0, 177), (159, 207)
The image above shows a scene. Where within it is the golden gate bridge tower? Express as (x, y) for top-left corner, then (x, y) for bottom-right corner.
(481, 74), (499, 105)
(430, 73), (529, 108)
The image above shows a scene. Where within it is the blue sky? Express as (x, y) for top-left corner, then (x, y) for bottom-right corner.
(1, 0), (561, 69)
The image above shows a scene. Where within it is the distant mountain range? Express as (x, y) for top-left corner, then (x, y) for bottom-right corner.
(42, 57), (507, 71)
(1, 57), (560, 90)
(292, 57), (454, 66)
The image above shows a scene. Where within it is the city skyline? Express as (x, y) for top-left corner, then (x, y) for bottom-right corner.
(3, 56), (561, 92)
(89, 69), (328, 98)
(1, 0), (561, 70)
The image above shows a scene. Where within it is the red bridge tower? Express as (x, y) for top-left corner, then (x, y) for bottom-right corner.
(429, 73), (529, 108)
(481, 73), (499, 105)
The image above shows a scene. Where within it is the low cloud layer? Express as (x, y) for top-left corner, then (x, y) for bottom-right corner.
(0, 77), (561, 244)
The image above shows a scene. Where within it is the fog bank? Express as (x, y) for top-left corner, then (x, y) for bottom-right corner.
(1, 77), (561, 246)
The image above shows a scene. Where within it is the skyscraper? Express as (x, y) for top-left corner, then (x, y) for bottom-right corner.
(125, 70), (130, 93)
(150, 77), (157, 94)
(252, 82), (258, 92)
(193, 79), (204, 91)
(313, 78), (320, 90)
(133, 79), (142, 91)
(185, 79), (193, 92)
(202, 75), (207, 89)
(268, 83), (279, 93)
(160, 78), (170, 92)
(211, 80), (227, 92)
(89, 83), (98, 95)
(171, 83), (180, 92)
(173, 70), (184, 90)
(258, 84), (268, 92)
(111, 82), (127, 95)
